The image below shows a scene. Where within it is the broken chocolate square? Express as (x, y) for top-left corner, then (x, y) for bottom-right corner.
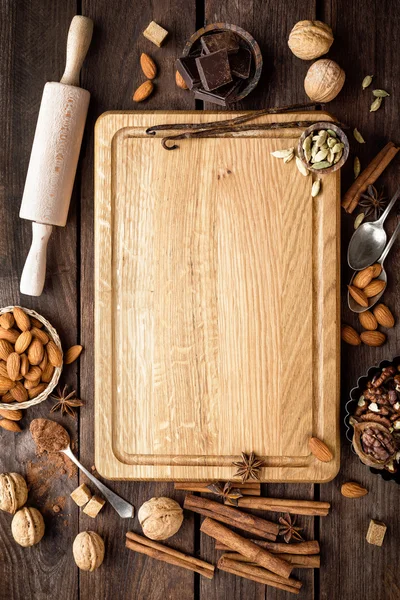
(200, 31), (240, 55)
(229, 47), (252, 79)
(195, 49), (233, 91)
(194, 82), (238, 106)
(176, 57), (201, 89)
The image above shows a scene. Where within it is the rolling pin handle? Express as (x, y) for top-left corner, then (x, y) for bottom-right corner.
(60, 16), (93, 87)
(20, 223), (53, 297)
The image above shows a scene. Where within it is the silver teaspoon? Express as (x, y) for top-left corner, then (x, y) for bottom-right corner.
(61, 445), (134, 518)
(348, 220), (400, 313)
(347, 184), (400, 270)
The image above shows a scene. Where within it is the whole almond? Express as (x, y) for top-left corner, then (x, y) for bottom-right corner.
(28, 383), (47, 399)
(41, 362), (55, 383)
(140, 53), (157, 79)
(0, 313), (14, 330)
(15, 331), (32, 354)
(348, 285), (368, 307)
(133, 80), (154, 102)
(0, 328), (19, 344)
(24, 378), (41, 390)
(359, 310), (378, 331)
(175, 70), (188, 89)
(341, 482), (368, 498)
(7, 353), (20, 382)
(371, 263), (382, 278)
(1, 391), (14, 403)
(364, 279), (386, 298)
(64, 345), (83, 365)
(30, 316), (43, 329)
(20, 354), (29, 377)
(13, 307), (31, 331)
(0, 419), (21, 432)
(353, 266), (375, 289)
(373, 304), (395, 328)
(10, 383), (28, 403)
(47, 341), (62, 367)
(24, 366), (42, 382)
(341, 325), (361, 346)
(0, 361), (8, 377)
(0, 340), (14, 361)
(0, 408), (23, 421)
(308, 437), (333, 462)
(30, 327), (49, 345)
(360, 330), (386, 347)
(39, 351), (48, 371)
(27, 339), (44, 366)
(0, 376), (15, 394)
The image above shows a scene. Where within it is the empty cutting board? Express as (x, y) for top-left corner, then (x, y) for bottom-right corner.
(94, 110), (340, 482)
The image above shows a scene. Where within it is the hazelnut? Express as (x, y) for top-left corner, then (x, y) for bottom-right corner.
(11, 507), (45, 547)
(73, 531), (105, 571)
(288, 20), (334, 60)
(304, 59), (345, 102)
(138, 497), (184, 541)
(0, 472), (28, 514)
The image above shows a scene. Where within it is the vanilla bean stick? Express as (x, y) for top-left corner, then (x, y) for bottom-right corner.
(234, 497), (330, 516)
(184, 494), (279, 540)
(174, 481), (261, 496)
(125, 532), (214, 579)
(215, 539), (320, 555)
(217, 557), (300, 594)
(221, 552), (320, 569)
(201, 518), (292, 579)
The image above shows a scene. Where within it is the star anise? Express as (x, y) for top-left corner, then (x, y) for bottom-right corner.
(232, 451), (265, 483)
(359, 185), (387, 220)
(50, 385), (83, 419)
(206, 481), (244, 506)
(278, 513), (304, 543)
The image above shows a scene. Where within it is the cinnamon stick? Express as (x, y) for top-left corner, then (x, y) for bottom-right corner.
(217, 556), (300, 594)
(342, 142), (400, 213)
(201, 518), (292, 579)
(215, 539), (320, 555)
(184, 494), (279, 540)
(221, 552), (320, 569)
(174, 481), (261, 496)
(125, 532), (214, 579)
(234, 496), (330, 516)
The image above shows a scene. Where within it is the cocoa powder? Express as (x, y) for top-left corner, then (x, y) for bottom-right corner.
(30, 418), (70, 453)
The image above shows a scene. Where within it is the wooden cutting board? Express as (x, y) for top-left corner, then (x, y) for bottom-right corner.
(94, 110), (340, 482)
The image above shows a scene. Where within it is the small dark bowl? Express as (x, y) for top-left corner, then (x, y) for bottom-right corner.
(344, 355), (400, 483)
(182, 23), (263, 103)
(298, 122), (349, 175)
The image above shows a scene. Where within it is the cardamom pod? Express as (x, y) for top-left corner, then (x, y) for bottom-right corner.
(370, 97), (382, 112)
(327, 149), (334, 163)
(327, 137), (336, 148)
(331, 143), (343, 154)
(311, 179), (321, 197)
(333, 148), (343, 164)
(362, 75), (373, 89)
(316, 131), (328, 146)
(314, 149), (329, 162)
(302, 134), (313, 152)
(354, 213), (365, 229)
(312, 135), (320, 142)
(295, 156), (309, 176)
(312, 160), (331, 170)
(311, 143), (318, 158)
(372, 89), (390, 97)
(283, 151), (294, 163)
(354, 156), (361, 179)
(353, 128), (365, 143)
(326, 129), (337, 137)
(304, 147), (312, 163)
(271, 147), (294, 158)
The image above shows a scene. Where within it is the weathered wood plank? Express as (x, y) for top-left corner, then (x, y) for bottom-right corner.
(79, 1), (196, 598)
(0, 2), (79, 599)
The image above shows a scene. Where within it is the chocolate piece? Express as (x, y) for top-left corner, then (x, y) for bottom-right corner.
(195, 49), (233, 92)
(194, 82), (237, 106)
(200, 31), (240, 55)
(176, 57), (201, 89)
(229, 48), (252, 79)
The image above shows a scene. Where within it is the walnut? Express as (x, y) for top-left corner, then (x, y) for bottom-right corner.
(73, 531), (105, 571)
(304, 59), (345, 102)
(352, 421), (397, 470)
(11, 507), (45, 546)
(288, 20), (334, 60)
(138, 497), (184, 541)
(0, 472), (28, 514)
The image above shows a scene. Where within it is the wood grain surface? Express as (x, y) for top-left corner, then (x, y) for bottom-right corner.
(0, 0), (399, 599)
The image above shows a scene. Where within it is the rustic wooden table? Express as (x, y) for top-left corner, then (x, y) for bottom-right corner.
(1, 1), (399, 599)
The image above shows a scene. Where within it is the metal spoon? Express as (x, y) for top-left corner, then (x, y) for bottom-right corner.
(348, 220), (400, 313)
(347, 185), (400, 270)
(61, 444), (134, 518)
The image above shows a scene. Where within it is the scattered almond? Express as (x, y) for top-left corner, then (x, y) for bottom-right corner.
(6, 353), (20, 381)
(0, 419), (21, 432)
(140, 53), (157, 79)
(371, 263), (382, 278)
(341, 482), (368, 498)
(373, 304), (395, 328)
(133, 80), (154, 102)
(13, 307), (31, 331)
(341, 325), (361, 346)
(27, 339), (44, 366)
(363, 279), (386, 298)
(0, 408), (23, 421)
(28, 383), (47, 400)
(360, 330), (386, 347)
(358, 311), (378, 331)
(353, 266), (375, 289)
(175, 70), (188, 89)
(41, 362), (55, 383)
(0, 328), (19, 343)
(64, 345), (83, 365)
(348, 285), (368, 307)
(47, 341), (62, 367)
(30, 327), (49, 345)
(0, 313), (14, 330)
(308, 437), (333, 462)
(15, 331), (32, 354)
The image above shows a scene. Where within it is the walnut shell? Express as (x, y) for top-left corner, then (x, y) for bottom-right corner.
(352, 421), (397, 469)
(73, 531), (105, 571)
(138, 497), (184, 541)
(0, 472), (28, 514)
(11, 507), (45, 547)
(288, 20), (334, 60)
(304, 59), (345, 102)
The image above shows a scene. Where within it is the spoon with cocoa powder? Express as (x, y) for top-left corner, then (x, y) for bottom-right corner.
(30, 419), (134, 518)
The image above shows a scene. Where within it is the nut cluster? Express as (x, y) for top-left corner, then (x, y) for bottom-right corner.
(348, 263), (386, 309)
(302, 128), (344, 170)
(133, 53), (158, 102)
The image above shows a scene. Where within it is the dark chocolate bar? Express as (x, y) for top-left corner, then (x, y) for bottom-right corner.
(195, 49), (233, 91)
(176, 57), (201, 89)
(229, 47), (252, 79)
(200, 31), (240, 55)
(194, 82), (237, 106)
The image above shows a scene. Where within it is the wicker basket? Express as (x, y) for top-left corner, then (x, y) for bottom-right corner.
(0, 306), (62, 410)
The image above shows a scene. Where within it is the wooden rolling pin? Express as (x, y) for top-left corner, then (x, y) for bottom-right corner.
(19, 16), (93, 296)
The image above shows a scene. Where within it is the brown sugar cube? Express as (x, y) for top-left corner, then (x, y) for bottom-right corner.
(366, 519), (387, 546)
(70, 483), (92, 507)
(143, 21), (168, 47)
(83, 495), (105, 518)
